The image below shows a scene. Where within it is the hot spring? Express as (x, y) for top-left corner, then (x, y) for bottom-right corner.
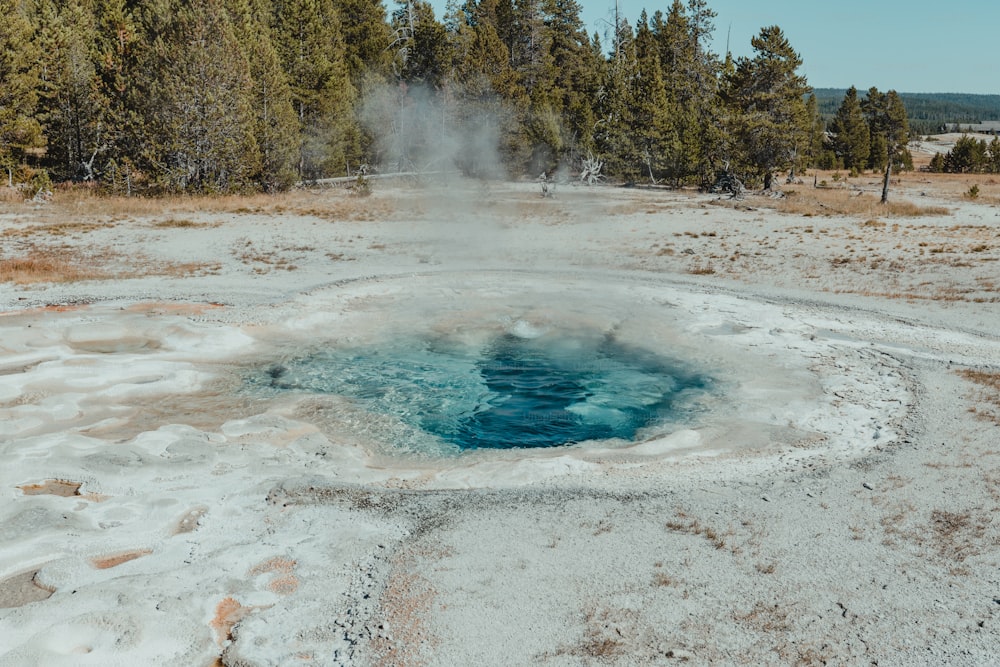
(232, 269), (844, 466)
(0, 269), (907, 487)
(249, 328), (714, 453)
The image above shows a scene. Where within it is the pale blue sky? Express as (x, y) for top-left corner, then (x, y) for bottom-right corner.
(428, 0), (998, 94)
(582, 0), (998, 94)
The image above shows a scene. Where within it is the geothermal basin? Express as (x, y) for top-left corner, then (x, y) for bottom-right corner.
(2, 183), (999, 666)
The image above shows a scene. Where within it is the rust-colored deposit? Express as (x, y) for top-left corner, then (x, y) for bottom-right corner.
(18, 479), (82, 497)
(91, 549), (152, 570)
(0, 570), (55, 609)
(248, 556), (296, 576)
(248, 556), (299, 595)
(124, 301), (225, 316)
(0, 303), (87, 317)
(210, 597), (253, 645)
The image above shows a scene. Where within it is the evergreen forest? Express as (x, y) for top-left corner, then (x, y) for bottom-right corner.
(1, 0), (919, 195)
(814, 89), (1000, 137)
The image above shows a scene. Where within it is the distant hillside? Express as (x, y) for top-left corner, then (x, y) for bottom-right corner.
(813, 88), (1000, 135)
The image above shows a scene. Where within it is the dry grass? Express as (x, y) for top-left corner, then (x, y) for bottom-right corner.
(876, 489), (991, 565)
(926, 509), (990, 563)
(233, 240), (299, 273)
(1, 220), (115, 238)
(901, 172), (1000, 202)
(573, 606), (631, 660)
(39, 186), (398, 224)
(0, 253), (111, 284)
(958, 369), (1000, 424)
(0, 247), (215, 284)
(652, 571), (676, 587)
(665, 512), (734, 552)
(772, 185), (950, 219)
(152, 218), (208, 228)
(0, 186), (24, 204)
(735, 601), (792, 633)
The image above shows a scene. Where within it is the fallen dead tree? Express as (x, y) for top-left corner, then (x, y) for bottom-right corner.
(298, 170), (459, 188)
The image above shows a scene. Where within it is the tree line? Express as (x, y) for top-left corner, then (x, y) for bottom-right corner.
(1, 0), (914, 195)
(815, 89), (1000, 137)
(928, 135), (1000, 174)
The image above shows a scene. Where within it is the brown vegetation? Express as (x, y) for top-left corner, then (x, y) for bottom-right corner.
(772, 183), (949, 218)
(665, 513), (734, 552)
(958, 369), (1000, 424)
(9, 186), (398, 222)
(0, 253), (110, 284)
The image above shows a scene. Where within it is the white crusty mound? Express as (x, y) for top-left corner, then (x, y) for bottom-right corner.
(1, 178), (998, 666)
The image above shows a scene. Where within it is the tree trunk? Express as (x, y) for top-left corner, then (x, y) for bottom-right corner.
(881, 158), (891, 204)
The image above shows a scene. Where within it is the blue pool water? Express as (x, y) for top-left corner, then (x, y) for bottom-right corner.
(254, 332), (712, 451)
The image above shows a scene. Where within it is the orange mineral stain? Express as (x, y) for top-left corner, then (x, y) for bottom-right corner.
(18, 479), (82, 497)
(91, 549), (152, 570)
(210, 597), (252, 645)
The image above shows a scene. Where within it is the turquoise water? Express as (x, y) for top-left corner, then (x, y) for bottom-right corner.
(253, 332), (712, 451)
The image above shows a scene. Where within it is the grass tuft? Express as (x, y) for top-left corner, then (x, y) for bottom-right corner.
(957, 369), (1000, 424)
(0, 254), (106, 284)
(772, 186), (950, 218)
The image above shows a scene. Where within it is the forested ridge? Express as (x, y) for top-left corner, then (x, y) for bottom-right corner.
(1, 0), (917, 195)
(815, 89), (1000, 135)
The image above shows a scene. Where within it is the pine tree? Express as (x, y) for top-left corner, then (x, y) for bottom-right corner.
(228, 0), (299, 190)
(527, 0), (601, 170)
(944, 135), (987, 174)
(805, 93), (829, 171)
(723, 25), (811, 188)
(595, 22), (639, 179)
(140, 0), (260, 192)
(632, 12), (676, 183)
(928, 151), (945, 173)
(466, 0), (517, 54)
(509, 0), (549, 91)
(650, 0), (720, 185)
(989, 137), (1000, 174)
(394, 1), (451, 87)
(274, 0), (361, 179)
(34, 0), (107, 182)
(829, 86), (870, 171)
(450, 12), (527, 174)
(91, 0), (142, 192)
(0, 0), (44, 184)
(334, 0), (391, 81)
(862, 87), (908, 202)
